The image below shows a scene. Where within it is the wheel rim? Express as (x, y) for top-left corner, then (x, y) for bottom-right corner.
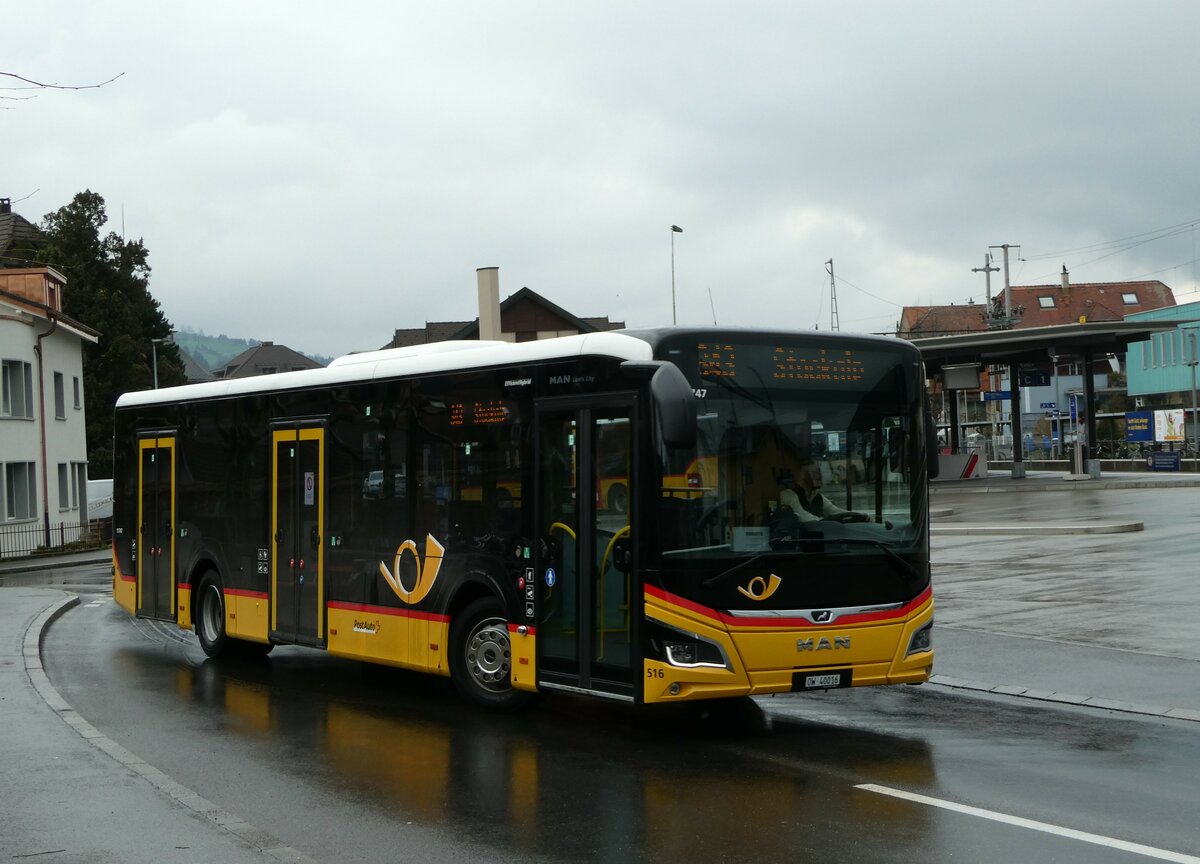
(464, 616), (511, 693)
(200, 583), (223, 643)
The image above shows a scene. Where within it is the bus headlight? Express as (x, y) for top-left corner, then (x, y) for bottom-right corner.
(648, 621), (731, 670)
(906, 622), (933, 656)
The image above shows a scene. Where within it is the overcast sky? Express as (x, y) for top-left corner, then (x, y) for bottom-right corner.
(7, 2), (1200, 359)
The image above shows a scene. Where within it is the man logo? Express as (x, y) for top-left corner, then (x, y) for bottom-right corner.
(812, 609), (833, 623)
(737, 574), (781, 601)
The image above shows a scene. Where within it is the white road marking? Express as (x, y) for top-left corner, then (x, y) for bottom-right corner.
(855, 784), (1200, 864)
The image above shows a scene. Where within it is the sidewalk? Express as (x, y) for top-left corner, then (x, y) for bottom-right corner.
(0, 585), (312, 863)
(930, 627), (1200, 723)
(0, 547), (111, 577)
(932, 467), (1200, 494)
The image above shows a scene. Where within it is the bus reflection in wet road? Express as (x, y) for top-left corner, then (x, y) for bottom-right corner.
(105, 628), (937, 863)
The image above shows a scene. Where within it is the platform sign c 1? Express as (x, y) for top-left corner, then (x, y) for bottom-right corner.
(1125, 411), (1153, 443)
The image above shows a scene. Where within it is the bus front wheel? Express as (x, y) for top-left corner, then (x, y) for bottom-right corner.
(450, 597), (533, 711)
(195, 570), (227, 658)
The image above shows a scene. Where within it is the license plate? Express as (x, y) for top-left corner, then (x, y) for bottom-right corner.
(792, 669), (851, 691)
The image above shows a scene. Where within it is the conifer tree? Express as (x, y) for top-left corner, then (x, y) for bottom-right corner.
(39, 190), (184, 476)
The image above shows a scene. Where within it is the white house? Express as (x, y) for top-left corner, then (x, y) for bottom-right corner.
(1, 266), (99, 557)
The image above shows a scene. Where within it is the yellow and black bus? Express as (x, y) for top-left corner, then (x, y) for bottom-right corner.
(113, 328), (936, 709)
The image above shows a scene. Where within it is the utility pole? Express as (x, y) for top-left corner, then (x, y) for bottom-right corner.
(988, 244), (1020, 328)
(826, 259), (839, 331)
(972, 253), (1000, 313)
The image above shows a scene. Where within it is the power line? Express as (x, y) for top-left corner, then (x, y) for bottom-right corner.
(1021, 218), (1200, 262)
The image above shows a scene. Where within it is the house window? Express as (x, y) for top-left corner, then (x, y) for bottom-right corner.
(1, 360), (35, 419)
(73, 376), (81, 409)
(54, 372), (66, 419)
(1122, 292), (1139, 305)
(58, 464), (70, 511)
(4, 462), (37, 521)
(1037, 296), (1056, 308)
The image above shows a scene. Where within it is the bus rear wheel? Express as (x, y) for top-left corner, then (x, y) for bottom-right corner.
(195, 570), (273, 658)
(450, 597), (534, 711)
(195, 570), (227, 658)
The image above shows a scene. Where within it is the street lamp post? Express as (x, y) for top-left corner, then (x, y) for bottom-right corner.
(670, 225), (683, 325)
(151, 335), (173, 389)
(1189, 329), (1198, 458)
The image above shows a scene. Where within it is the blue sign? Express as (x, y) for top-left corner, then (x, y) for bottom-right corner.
(1125, 411), (1153, 443)
(1147, 450), (1182, 472)
(983, 391), (1012, 401)
(1040, 402), (1056, 410)
(1069, 395), (1078, 421)
(545, 567), (557, 588)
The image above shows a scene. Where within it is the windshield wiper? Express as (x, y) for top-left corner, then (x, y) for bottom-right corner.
(700, 547), (817, 588)
(825, 538), (918, 580)
(700, 540), (830, 588)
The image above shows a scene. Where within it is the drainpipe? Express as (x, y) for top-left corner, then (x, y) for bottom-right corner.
(35, 316), (59, 548)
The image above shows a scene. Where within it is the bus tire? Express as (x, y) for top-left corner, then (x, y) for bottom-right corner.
(195, 570), (228, 658)
(450, 597), (532, 711)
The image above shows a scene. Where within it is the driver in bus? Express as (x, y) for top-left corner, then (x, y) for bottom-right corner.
(783, 457), (870, 523)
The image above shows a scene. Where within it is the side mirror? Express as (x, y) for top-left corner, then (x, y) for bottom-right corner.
(621, 361), (697, 449)
(925, 407), (940, 479)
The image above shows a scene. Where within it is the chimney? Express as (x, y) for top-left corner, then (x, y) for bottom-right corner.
(476, 267), (502, 341)
(1061, 265), (1070, 293)
(0, 198), (11, 215)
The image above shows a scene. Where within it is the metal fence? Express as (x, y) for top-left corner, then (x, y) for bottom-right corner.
(0, 518), (111, 560)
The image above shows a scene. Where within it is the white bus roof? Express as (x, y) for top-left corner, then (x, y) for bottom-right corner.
(116, 332), (654, 409)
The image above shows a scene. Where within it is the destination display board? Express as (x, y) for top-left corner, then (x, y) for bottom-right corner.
(697, 342), (877, 388)
(449, 399), (513, 427)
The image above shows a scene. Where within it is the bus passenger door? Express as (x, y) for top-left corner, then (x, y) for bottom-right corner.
(535, 399), (638, 701)
(137, 434), (175, 621)
(271, 425), (326, 646)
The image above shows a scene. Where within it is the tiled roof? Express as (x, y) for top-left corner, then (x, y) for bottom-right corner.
(178, 346), (216, 383)
(900, 280), (1176, 338)
(0, 209), (45, 268)
(382, 321), (471, 350)
(213, 341), (324, 378)
(380, 287), (625, 349)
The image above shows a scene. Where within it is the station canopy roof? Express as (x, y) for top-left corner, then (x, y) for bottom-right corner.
(908, 319), (1189, 377)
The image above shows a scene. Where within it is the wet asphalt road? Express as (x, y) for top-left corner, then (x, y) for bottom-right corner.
(33, 483), (1200, 863)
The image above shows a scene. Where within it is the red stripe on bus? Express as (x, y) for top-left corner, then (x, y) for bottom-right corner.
(118, 573), (136, 583)
(226, 588), (269, 599)
(646, 584), (932, 629)
(507, 623), (538, 635)
(327, 600), (449, 623)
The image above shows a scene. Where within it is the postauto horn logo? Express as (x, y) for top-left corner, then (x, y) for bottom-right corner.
(379, 534), (445, 605)
(737, 573), (781, 602)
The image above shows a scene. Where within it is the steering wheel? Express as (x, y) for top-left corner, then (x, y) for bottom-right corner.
(824, 511), (870, 524)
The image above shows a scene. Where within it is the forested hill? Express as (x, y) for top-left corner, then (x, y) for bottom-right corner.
(173, 328), (333, 371)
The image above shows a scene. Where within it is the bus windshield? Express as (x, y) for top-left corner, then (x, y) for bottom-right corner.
(656, 336), (926, 561)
